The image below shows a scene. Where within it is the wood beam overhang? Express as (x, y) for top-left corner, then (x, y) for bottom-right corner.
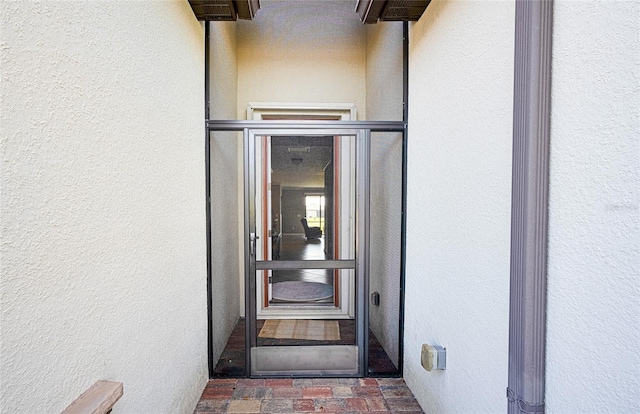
(356, 0), (431, 24)
(188, 0), (260, 21)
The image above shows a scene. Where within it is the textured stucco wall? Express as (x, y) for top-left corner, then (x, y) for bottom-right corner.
(546, 1), (640, 412)
(236, 0), (366, 119)
(405, 1), (514, 412)
(366, 22), (404, 368)
(0, 2), (207, 413)
(208, 22), (242, 365)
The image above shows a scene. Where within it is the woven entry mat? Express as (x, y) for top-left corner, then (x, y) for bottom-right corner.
(271, 281), (333, 302)
(258, 319), (340, 341)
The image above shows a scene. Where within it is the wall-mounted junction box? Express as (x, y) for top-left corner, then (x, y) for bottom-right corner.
(421, 344), (446, 371)
(371, 291), (380, 306)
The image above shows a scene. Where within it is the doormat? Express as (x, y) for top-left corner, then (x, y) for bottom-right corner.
(272, 281), (333, 302)
(258, 319), (340, 341)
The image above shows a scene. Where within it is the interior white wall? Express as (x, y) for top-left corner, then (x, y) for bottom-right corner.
(546, 1), (640, 412)
(236, 0), (367, 119)
(366, 22), (404, 367)
(405, 1), (514, 412)
(208, 22), (243, 360)
(0, 2), (207, 413)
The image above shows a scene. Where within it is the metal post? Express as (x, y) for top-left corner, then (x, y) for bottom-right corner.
(204, 20), (214, 378)
(398, 20), (409, 377)
(244, 128), (256, 377)
(356, 129), (371, 376)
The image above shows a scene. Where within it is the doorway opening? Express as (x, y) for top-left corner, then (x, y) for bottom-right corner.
(268, 135), (337, 309)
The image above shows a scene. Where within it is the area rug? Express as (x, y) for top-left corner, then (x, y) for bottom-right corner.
(272, 281), (333, 302)
(258, 319), (340, 341)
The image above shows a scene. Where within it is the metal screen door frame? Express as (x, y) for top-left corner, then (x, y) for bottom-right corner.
(244, 127), (370, 377)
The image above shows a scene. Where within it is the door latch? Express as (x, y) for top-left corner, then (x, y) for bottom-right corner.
(249, 233), (260, 256)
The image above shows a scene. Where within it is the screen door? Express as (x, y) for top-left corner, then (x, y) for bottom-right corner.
(244, 128), (370, 377)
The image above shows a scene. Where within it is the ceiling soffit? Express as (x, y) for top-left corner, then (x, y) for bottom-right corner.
(188, 0), (430, 23)
(188, 0), (259, 21)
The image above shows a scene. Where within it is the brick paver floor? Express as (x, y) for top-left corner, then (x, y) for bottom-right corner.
(194, 378), (424, 413)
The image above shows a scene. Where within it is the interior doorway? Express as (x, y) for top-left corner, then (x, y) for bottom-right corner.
(250, 105), (356, 321)
(258, 134), (350, 318)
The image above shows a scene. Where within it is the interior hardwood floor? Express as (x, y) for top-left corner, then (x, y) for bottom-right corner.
(277, 234), (329, 261)
(271, 234), (334, 304)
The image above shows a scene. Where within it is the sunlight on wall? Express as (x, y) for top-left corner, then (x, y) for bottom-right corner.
(0, 2), (206, 412)
(546, 2), (640, 412)
(405, 1), (514, 412)
(236, 0), (367, 119)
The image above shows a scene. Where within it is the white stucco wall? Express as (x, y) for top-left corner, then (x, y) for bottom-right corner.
(236, 0), (366, 119)
(0, 2), (207, 413)
(366, 22), (404, 368)
(405, 1), (514, 412)
(546, 1), (640, 413)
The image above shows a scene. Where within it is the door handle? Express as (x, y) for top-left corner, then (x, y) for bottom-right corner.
(250, 233), (260, 256)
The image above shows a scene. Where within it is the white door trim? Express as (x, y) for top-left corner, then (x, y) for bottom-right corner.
(248, 103), (357, 320)
(247, 102), (356, 121)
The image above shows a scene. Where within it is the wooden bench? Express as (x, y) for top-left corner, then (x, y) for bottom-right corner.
(62, 381), (123, 414)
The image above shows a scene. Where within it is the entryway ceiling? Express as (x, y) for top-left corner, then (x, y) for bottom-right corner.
(271, 136), (333, 188)
(188, 0), (430, 23)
